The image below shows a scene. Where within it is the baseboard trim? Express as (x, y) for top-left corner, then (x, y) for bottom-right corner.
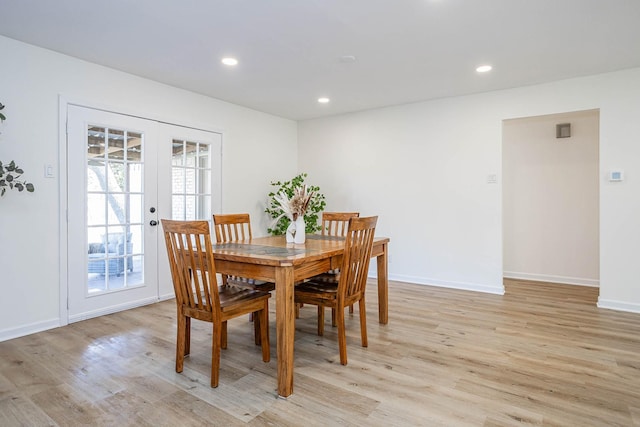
(597, 298), (640, 314)
(68, 296), (159, 323)
(369, 272), (504, 295)
(503, 271), (599, 287)
(159, 292), (175, 302)
(0, 318), (61, 343)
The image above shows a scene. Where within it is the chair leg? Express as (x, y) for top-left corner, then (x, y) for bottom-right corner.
(211, 321), (222, 387)
(221, 321), (228, 350)
(185, 316), (191, 356)
(336, 306), (347, 365)
(317, 306), (325, 336)
(295, 303), (300, 318)
(359, 298), (368, 348)
(331, 308), (337, 327)
(176, 313), (186, 373)
(349, 304), (354, 314)
(254, 311), (261, 345)
(259, 305), (270, 362)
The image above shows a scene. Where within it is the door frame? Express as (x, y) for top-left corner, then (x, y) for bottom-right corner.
(57, 96), (225, 327)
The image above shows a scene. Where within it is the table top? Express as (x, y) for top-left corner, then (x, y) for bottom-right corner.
(211, 234), (389, 267)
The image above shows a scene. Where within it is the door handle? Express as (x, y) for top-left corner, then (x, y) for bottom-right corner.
(150, 220), (158, 226)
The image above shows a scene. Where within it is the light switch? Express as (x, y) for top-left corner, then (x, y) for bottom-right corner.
(44, 163), (55, 178)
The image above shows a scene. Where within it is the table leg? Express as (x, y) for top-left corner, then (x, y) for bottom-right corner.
(276, 265), (295, 397)
(376, 242), (388, 324)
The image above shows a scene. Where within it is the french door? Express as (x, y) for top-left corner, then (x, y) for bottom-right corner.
(67, 105), (221, 322)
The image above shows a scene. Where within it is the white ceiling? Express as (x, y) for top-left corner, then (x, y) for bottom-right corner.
(1, 0), (640, 121)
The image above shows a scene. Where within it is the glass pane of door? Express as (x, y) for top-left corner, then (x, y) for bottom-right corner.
(86, 126), (144, 293)
(171, 139), (212, 221)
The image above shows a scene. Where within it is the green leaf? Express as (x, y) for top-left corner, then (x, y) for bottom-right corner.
(26, 183), (35, 192)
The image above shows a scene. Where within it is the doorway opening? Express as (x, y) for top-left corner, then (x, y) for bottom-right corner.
(502, 109), (600, 298)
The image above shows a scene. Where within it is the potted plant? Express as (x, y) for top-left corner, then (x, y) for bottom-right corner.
(0, 102), (35, 196)
(265, 173), (326, 236)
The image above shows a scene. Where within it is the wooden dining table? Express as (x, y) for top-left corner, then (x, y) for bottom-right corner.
(210, 233), (390, 398)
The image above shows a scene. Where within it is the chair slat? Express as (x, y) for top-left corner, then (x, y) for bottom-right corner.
(321, 212), (360, 237)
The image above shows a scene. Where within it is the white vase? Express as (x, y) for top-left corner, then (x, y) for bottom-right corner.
(286, 220), (296, 243)
(293, 216), (306, 244)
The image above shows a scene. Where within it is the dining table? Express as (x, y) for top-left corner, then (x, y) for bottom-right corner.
(210, 233), (390, 398)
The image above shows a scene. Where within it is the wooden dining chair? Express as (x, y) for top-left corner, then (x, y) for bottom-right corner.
(315, 212), (360, 319)
(162, 219), (270, 388)
(294, 216), (377, 365)
(213, 213), (275, 344)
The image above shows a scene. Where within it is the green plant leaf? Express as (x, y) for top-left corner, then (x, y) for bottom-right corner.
(0, 156), (35, 197)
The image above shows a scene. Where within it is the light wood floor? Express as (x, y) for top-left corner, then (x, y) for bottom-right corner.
(2, 279), (640, 426)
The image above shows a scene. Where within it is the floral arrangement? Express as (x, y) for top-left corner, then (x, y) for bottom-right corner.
(272, 184), (314, 222)
(265, 173), (326, 235)
(0, 102), (35, 197)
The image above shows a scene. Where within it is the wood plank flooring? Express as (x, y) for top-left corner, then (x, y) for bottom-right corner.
(1, 279), (640, 426)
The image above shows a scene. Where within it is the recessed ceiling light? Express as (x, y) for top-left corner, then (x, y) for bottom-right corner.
(476, 65), (492, 73)
(221, 57), (238, 66)
(318, 97), (330, 104)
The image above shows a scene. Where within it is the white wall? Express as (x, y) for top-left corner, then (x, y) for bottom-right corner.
(0, 36), (298, 340)
(503, 110), (599, 286)
(298, 67), (640, 312)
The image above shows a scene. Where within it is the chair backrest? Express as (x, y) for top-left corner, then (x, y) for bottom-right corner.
(321, 212), (360, 236)
(213, 213), (252, 243)
(162, 219), (221, 322)
(337, 216), (378, 303)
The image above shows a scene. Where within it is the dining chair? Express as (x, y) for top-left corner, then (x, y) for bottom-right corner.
(294, 215), (377, 365)
(315, 212), (360, 320)
(213, 213), (275, 344)
(162, 219), (270, 388)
